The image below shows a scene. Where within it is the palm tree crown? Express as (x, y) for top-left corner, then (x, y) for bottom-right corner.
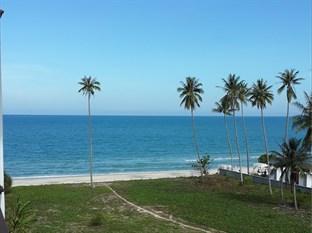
(78, 76), (101, 96)
(220, 74), (242, 111)
(277, 69), (303, 103)
(249, 79), (273, 109)
(213, 96), (232, 116)
(238, 81), (249, 105)
(293, 92), (312, 148)
(177, 77), (204, 111)
(271, 138), (311, 209)
(272, 138), (311, 173)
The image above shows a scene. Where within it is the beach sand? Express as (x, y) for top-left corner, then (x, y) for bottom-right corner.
(12, 170), (204, 187)
(12, 166), (255, 187)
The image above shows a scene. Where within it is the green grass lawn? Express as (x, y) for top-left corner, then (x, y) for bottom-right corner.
(112, 175), (312, 233)
(5, 175), (312, 233)
(6, 184), (197, 233)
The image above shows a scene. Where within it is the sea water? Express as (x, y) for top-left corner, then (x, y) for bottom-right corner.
(4, 115), (301, 177)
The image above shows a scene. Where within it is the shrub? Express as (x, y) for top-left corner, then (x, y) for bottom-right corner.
(7, 197), (35, 233)
(193, 154), (212, 175)
(257, 153), (276, 164)
(89, 213), (104, 227)
(4, 171), (12, 193)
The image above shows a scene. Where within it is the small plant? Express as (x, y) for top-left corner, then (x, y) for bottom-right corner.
(8, 197), (35, 233)
(193, 154), (212, 176)
(4, 171), (12, 193)
(89, 213), (104, 227)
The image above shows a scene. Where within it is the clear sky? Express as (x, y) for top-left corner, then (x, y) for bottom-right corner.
(1, 0), (311, 116)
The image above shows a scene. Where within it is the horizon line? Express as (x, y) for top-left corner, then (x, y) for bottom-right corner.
(3, 113), (290, 117)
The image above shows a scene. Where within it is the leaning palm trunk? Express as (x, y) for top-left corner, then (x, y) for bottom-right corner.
(87, 94), (94, 188)
(284, 102), (290, 142)
(241, 102), (250, 174)
(191, 110), (202, 176)
(261, 108), (272, 195)
(233, 110), (243, 183)
(223, 114), (233, 170)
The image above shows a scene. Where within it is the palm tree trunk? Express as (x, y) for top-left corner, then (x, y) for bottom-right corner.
(224, 114), (233, 171)
(284, 101), (289, 142)
(241, 102), (250, 174)
(88, 94), (94, 188)
(191, 110), (202, 176)
(261, 108), (272, 195)
(233, 110), (243, 183)
(191, 110), (200, 160)
(293, 181), (298, 210)
(280, 169), (285, 202)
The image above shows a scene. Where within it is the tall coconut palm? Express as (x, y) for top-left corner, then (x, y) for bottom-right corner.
(238, 81), (251, 174)
(293, 92), (312, 150)
(177, 77), (204, 161)
(249, 79), (274, 194)
(277, 69), (303, 142)
(78, 76), (101, 188)
(213, 96), (233, 170)
(220, 74), (243, 183)
(271, 138), (311, 210)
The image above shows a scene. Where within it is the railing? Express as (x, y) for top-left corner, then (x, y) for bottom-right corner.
(0, 186), (8, 233)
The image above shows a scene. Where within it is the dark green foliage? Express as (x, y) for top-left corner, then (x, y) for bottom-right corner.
(271, 138), (312, 174)
(4, 171), (12, 193)
(276, 69), (303, 103)
(292, 92), (312, 149)
(271, 138), (312, 209)
(78, 76), (101, 96)
(249, 79), (274, 109)
(212, 96), (231, 115)
(177, 77), (204, 111)
(257, 153), (276, 164)
(7, 197), (35, 233)
(192, 154), (212, 175)
(219, 73), (242, 111)
(89, 213), (104, 227)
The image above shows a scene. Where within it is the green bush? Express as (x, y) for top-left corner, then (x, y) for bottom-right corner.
(89, 213), (104, 227)
(192, 154), (212, 175)
(4, 171), (12, 193)
(257, 153), (276, 164)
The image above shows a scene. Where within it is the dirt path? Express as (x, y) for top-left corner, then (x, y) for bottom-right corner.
(105, 184), (224, 233)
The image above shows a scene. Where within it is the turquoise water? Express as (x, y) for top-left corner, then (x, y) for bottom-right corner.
(3, 115), (300, 177)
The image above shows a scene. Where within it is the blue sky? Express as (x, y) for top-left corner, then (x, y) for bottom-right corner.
(1, 0), (311, 116)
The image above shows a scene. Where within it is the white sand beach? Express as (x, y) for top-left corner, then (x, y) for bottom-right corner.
(12, 170), (204, 187)
(12, 166), (255, 187)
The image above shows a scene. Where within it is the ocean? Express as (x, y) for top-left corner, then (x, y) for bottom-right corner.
(3, 115), (301, 178)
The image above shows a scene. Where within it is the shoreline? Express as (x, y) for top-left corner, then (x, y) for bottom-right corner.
(12, 166), (254, 187)
(12, 170), (204, 187)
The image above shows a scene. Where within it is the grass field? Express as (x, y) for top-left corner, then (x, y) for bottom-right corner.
(113, 175), (312, 233)
(6, 175), (312, 233)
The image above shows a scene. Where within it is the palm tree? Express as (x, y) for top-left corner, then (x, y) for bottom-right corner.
(238, 81), (251, 174)
(213, 96), (233, 170)
(220, 74), (243, 183)
(271, 138), (311, 209)
(277, 69), (303, 142)
(177, 77), (204, 162)
(249, 79), (274, 194)
(78, 76), (101, 188)
(292, 92), (312, 150)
